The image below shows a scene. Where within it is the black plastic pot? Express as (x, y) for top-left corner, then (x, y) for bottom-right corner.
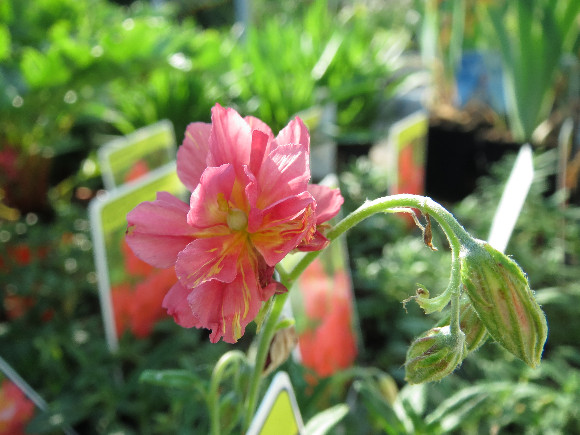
(425, 119), (521, 203)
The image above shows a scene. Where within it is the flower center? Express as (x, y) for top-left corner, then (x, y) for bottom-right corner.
(227, 208), (248, 231)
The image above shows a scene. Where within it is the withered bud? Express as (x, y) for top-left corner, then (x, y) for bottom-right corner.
(263, 324), (298, 376)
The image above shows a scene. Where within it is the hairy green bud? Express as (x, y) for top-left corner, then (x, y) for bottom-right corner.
(460, 240), (547, 367)
(405, 326), (467, 384)
(437, 297), (489, 353)
(459, 299), (489, 353)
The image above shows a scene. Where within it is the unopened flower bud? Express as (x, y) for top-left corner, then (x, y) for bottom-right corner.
(437, 297), (488, 353)
(458, 299), (488, 353)
(405, 326), (467, 384)
(460, 240), (547, 367)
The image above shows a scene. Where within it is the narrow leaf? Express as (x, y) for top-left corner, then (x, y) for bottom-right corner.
(304, 404), (349, 435)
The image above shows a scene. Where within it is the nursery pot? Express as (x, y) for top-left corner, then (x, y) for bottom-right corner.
(425, 118), (479, 203)
(425, 117), (521, 203)
(2, 150), (54, 220)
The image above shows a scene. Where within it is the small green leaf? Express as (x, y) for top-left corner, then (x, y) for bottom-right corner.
(353, 381), (407, 435)
(304, 404), (349, 435)
(425, 383), (509, 432)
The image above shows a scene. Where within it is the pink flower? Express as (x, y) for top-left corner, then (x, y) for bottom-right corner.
(126, 104), (343, 343)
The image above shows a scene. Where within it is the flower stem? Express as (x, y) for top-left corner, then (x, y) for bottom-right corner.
(293, 195), (469, 285)
(209, 350), (247, 435)
(290, 195), (467, 334)
(243, 195), (470, 429)
(243, 291), (289, 430)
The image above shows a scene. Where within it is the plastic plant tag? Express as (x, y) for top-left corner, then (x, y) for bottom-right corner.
(298, 103), (337, 181)
(280, 237), (359, 380)
(98, 120), (176, 190)
(487, 144), (534, 253)
(370, 111), (428, 196)
(89, 162), (185, 352)
(280, 174), (359, 379)
(295, 236), (358, 379)
(246, 371), (304, 435)
(0, 356), (77, 435)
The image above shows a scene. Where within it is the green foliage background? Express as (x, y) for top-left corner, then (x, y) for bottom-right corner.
(1, 0), (579, 433)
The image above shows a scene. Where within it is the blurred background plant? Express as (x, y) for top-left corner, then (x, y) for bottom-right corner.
(1, 0), (579, 433)
(336, 148), (580, 433)
(0, 0), (227, 219)
(226, 0), (415, 143)
(479, 0), (580, 144)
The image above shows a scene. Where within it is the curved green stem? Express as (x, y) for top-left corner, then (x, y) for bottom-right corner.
(209, 350), (247, 435)
(243, 292), (289, 430)
(242, 195), (471, 430)
(329, 195), (470, 249)
(288, 195), (468, 333)
(447, 251), (462, 336)
(292, 195), (469, 284)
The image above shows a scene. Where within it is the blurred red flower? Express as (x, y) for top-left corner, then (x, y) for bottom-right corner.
(297, 258), (357, 378)
(1, 244), (51, 321)
(393, 143), (424, 196)
(124, 159), (150, 184)
(0, 379), (35, 435)
(129, 267), (175, 338)
(111, 241), (173, 338)
(111, 283), (133, 338)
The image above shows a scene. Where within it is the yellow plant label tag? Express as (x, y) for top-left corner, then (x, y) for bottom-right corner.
(247, 372), (303, 435)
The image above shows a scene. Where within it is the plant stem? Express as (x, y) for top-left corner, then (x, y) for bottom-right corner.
(447, 251), (462, 337)
(292, 194), (470, 285)
(243, 194), (470, 430)
(243, 291), (289, 430)
(209, 351), (247, 435)
(290, 195), (467, 335)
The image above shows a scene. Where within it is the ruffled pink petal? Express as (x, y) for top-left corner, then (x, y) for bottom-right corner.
(162, 280), (201, 328)
(244, 115), (274, 140)
(177, 122), (212, 191)
(296, 230), (330, 252)
(254, 252), (287, 298)
(207, 104), (251, 170)
(250, 192), (317, 265)
(261, 281), (287, 300)
(175, 233), (246, 287)
(243, 166), (259, 207)
(272, 116), (310, 153)
(307, 184), (344, 224)
(256, 144), (310, 209)
(248, 129), (271, 176)
(187, 257), (262, 343)
(126, 192), (194, 268)
(187, 164), (234, 230)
